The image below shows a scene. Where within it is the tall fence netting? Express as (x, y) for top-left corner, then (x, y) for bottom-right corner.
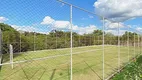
(0, 0), (142, 80)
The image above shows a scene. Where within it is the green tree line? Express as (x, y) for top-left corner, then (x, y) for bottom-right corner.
(0, 23), (140, 53)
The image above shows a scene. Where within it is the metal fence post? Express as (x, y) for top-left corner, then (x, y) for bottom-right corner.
(70, 5), (73, 80)
(10, 44), (13, 69)
(102, 17), (105, 80)
(118, 22), (120, 72)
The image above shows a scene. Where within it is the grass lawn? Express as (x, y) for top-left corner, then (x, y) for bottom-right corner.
(0, 45), (141, 80)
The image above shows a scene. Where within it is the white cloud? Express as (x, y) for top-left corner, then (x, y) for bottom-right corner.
(72, 25), (97, 35)
(37, 31), (49, 35)
(105, 21), (125, 29)
(94, 0), (142, 22)
(82, 25), (97, 34)
(106, 30), (126, 36)
(11, 24), (50, 35)
(41, 16), (55, 25)
(11, 25), (36, 32)
(53, 21), (70, 28)
(72, 25), (79, 31)
(136, 27), (142, 31)
(0, 16), (8, 23)
(41, 16), (70, 29)
(41, 16), (97, 34)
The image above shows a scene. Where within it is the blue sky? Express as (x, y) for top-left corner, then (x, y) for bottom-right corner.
(0, 0), (97, 25)
(0, 0), (142, 34)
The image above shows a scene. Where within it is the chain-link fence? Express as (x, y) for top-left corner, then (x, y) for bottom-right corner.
(0, 0), (142, 80)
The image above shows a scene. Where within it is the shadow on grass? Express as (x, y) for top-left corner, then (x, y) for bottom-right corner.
(68, 64), (70, 80)
(50, 69), (56, 80)
(51, 64), (70, 80)
(84, 61), (102, 80)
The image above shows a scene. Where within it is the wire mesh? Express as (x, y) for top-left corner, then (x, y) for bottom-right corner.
(0, 0), (142, 80)
(71, 7), (104, 80)
(0, 0), (71, 80)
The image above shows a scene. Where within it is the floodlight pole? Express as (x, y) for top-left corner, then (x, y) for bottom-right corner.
(70, 5), (73, 80)
(10, 44), (13, 69)
(118, 22), (120, 72)
(102, 17), (105, 80)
